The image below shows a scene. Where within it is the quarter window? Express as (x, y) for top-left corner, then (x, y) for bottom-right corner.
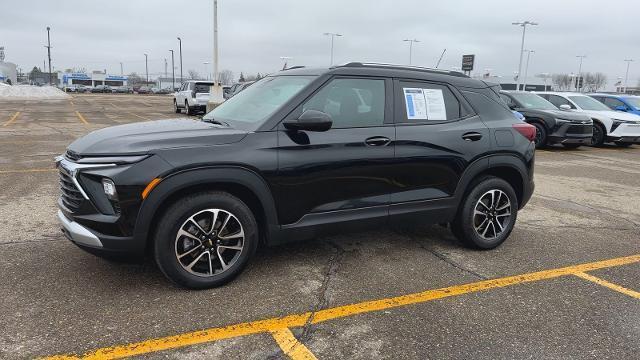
(303, 78), (385, 128)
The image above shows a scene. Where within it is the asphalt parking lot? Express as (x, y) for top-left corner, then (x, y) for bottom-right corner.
(1, 94), (639, 359)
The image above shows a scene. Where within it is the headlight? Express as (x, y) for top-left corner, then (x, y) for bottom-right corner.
(612, 119), (636, 124)
(102, 178), (118, 200)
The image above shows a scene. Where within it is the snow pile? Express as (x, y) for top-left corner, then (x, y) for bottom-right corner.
(0, 85), (71, 100)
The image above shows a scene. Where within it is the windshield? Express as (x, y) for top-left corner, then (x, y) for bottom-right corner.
(510, 92), (558, 110)
(568, 95), (611, 111)
(623, 97), (640, 110)
(204, 75), (316, 128)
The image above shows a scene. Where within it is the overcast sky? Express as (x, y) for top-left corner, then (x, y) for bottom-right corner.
(1, 0), (638, 88)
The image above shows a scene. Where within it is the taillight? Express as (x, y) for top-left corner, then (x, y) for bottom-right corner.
(513, 123), (537, 142)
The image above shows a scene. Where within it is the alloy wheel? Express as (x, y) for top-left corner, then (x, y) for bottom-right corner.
(174, 209), (245, 277)
(473, 189), (512, 240)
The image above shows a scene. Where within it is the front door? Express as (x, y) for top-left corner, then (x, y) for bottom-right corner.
(274, 77), (395, 226)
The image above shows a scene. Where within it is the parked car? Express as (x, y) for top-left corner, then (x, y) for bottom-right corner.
(56, 62), (535, 289)
(174, 80), (216, 115)
(536, 92), (640, 147)
(500, 91), (592, 148)
(137, 86), (150, 94)
(225, 81), (255, 99)
(64, 85), (80, 93)
(588, 94), (640, 116)
(114, 86), (133, 94)
(91, 85), (112, 93)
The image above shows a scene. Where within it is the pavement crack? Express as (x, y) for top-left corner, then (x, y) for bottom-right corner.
(418, 241), (489, 280)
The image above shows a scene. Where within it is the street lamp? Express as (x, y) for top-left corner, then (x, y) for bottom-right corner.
(45, 26), (52, 86)
(169, 50), (175, 90)
(623, 59), (634, 94)
(323, 32), (342, 66)
(576, 55), (587, 92)
(522, 49), (535, 91)
(177, 37), (183, 84)
(208, 0), (224, 109)
(203, 62), (210, 80)
(512, 21), (538, 91)
(403, 39), (420, 65)
(144, 53), (149, 85)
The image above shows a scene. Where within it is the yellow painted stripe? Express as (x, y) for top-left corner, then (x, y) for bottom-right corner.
(0, 168), (57, 174)
(2, 111), (21, 127)
(270, 328), (318, 360)
(42, 254), (640, 360)
(574, 272), (640, 299)
(75, 111), (89, 125)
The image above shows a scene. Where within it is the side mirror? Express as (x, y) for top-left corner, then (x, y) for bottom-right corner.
(559, 104), (572, 110)
(615, 105), (628, 112)
(283, 110), (332, 132)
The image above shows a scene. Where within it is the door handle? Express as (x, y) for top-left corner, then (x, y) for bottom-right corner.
(462, 132), (483, 142)
(365, 136), (391, 147)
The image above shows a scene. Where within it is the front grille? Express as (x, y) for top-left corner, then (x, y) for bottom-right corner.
(59, 167), (84, 212)
(567, 124), (592, 135)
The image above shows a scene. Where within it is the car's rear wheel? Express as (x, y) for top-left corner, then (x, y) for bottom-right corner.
(532, 122), (547, 148)
(451, 176), (518, 249)
(154, 191), (258, 289)
(174, 100), (181, 113)
(591, 123), (605, 146)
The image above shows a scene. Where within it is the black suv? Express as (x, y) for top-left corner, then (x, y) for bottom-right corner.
(499, 90), (593, 148)
(56, 63), (535, 289)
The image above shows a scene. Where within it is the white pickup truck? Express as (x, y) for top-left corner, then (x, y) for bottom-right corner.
(173, 80), (215, 115)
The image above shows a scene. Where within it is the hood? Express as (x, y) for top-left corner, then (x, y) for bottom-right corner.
(518, 108), (591, 122)
(68, 119), (248, 155)
(579, 110), (640, 122)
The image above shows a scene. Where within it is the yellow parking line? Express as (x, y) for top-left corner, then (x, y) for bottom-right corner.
(0, 168), (57, 174)
(270, 328), (318, 360)
(128, 112), (150, 121)
(75, 111), (89, 125)
(2, 111), (21, 127)
(573, 272), (640, 299)
(42, 253), (640, 360)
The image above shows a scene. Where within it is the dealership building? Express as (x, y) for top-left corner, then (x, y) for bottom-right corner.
(60, 72), (128, 87)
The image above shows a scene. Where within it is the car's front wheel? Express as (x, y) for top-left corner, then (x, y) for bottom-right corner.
(452, 176), (518, 249)
(532, 122), (547, 148)
(591, 123), (605, 146)
(154, 191), (258, 289)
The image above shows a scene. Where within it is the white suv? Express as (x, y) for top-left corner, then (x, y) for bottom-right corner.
(535, 92), (640, 147)
(174, 81), (215, 115)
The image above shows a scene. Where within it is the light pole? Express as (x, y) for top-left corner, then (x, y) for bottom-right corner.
(522, 49), (535, 91)
(576, 55), (587, 92)
(177, 37), (183, 84)
(512, 21), (538, 91)
(169, 50), (175, 90)
(208, 0), (224, 108)
(144, 53), (149, 85)
(120, 62), (124, 76)
(203, 62), (210, 80)
(403, 39), (420, 65)
(623, 59), (634, 94)
(45, 26), (52, 86)
(323, 32), (342, 66)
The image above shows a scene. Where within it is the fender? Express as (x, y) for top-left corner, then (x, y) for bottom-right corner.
(133, 166), (279, 246)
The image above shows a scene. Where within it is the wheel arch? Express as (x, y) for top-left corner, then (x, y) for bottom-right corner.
(134, 166), (279, 251)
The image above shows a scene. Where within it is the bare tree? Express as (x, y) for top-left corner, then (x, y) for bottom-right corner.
(218, 69), (234, 85)
(188, 70), (201, 80)
(582, 72), (607, 92)
(552, 73), (572, 91)
(127, 72), (144, 86)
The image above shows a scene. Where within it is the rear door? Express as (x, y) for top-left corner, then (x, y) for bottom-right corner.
(390, 79), (489, 217)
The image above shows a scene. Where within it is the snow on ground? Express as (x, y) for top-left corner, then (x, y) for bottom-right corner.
(0, 85), (71, 100)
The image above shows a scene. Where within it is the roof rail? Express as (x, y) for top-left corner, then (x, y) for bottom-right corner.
(338, 62), (468, 77)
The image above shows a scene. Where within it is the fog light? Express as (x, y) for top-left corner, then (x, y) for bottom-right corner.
(102, 178), (118, 200)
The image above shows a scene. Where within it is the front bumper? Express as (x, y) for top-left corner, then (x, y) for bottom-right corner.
(58, 210), (103, 248)
(609, 123), (640, 143)
(548, 122), (592, 145)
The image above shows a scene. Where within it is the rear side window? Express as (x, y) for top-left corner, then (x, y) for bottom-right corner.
(603, 97), (625, 109)
(397, 81), (463, 122)
(462, 91), (515, 121)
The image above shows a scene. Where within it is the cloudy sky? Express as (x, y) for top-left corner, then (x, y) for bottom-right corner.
(1, 0), (638, 88)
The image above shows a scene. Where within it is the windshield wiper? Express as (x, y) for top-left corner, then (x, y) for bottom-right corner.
(202, 118), (230, 127)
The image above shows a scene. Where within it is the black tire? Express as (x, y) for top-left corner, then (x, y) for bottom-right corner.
(174, 100), (181, 113)
(451, 176), (518, 250)
(615, 142), (633, 148)
(532, 122), (547, 148)
(591, 123), (605, 147)
(153, 191), (258, 289)
(185, 100), (193, 115)
(562, 143), (582, 149)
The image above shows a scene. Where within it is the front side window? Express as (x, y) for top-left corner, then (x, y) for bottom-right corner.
(547, 95), (574, 109)
(510, 92), (558, 110)
(568, 96), (611, 111)
(205, 75), (315, 128)
(303, 78), (385, 128)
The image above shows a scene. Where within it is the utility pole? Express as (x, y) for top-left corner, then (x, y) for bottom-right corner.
(177, 37), (183, 84)
(576, 55), (586, 92)
(169, 50), (175, 90)
(208, 0), (224, 109)
(46, 26), (52, 86)
(522, 50), (534, 91)
(120, 62), (124, 76)
(403, 39), (420, 65)
(164, 58), (168, 78)
(623, 59), (633, 94)
(512, 21), (538, 91)
(323, 32), (343, 66)
(144, 53), (149, 85)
